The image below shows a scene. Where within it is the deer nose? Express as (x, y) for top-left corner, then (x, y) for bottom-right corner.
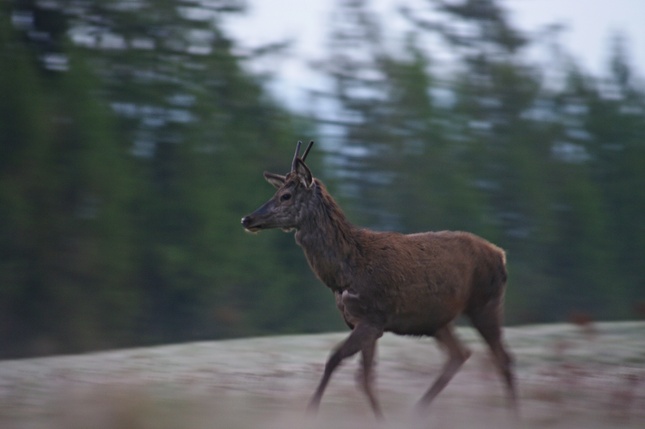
(241, 216), (251, 227)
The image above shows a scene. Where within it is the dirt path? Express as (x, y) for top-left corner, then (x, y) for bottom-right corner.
(1, 322), (643, 428)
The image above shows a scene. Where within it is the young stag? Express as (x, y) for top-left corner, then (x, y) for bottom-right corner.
(241, 141), (517, 418)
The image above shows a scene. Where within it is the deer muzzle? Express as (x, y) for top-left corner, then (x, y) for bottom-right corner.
(241, 215), (261, 232)
(241, 199), (274, 232)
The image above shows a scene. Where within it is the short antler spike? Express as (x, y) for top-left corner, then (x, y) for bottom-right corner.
(302, 141), (314, 162)
(292, 141), (303, 171)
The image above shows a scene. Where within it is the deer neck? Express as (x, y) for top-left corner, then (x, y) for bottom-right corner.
(294, 184), (360, 291)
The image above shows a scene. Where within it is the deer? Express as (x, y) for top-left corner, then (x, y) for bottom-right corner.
(241, 141), (517, 418)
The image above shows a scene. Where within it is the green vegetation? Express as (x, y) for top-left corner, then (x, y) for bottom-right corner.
(1, 0), (644, 358)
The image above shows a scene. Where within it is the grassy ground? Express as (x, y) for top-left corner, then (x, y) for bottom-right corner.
(0, 322), (643, 428)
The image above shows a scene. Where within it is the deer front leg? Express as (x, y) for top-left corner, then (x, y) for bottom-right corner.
(307, 323), (383, 416)
(357, 336), (384, 419)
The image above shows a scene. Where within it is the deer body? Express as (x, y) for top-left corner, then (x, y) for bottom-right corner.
(242, 141), (517, 418)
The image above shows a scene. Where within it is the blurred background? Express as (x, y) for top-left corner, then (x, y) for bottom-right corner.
(1, 0), (644, 359)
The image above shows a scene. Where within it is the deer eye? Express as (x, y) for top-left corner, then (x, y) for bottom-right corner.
(280, 193), (292, 201)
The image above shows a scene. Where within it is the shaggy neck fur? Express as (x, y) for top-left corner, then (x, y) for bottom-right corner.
(295, 180), (362, 291)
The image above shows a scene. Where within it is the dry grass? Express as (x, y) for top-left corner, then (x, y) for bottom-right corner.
(1, 322), (643, 428)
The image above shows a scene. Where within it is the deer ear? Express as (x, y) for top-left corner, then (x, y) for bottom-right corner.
(263, 171), (286, 189)
(295, 159), (314, 188)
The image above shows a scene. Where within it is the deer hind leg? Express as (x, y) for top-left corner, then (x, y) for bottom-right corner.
(307, 323), (383, 416)
(417, 324), (472, 409)
(468, 299), (518, 410)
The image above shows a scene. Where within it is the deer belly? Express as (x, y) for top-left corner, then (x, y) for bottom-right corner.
(385, 294), (462, 336)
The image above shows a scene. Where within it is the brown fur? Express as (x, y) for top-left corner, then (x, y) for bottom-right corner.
(241, 142), (517, 418)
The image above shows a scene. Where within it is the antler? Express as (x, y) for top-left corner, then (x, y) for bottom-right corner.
(291, 140), (303, 172)
(302, 141), (314, 162)
(291, 140), (314, 171)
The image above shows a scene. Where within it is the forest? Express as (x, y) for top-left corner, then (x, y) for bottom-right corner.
(1, 0), (644, 359)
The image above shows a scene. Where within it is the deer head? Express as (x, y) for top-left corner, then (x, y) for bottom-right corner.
(241, 141), (315, 233)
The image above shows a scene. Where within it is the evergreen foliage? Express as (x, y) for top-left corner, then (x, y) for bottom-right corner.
(1, 0), (643, 357)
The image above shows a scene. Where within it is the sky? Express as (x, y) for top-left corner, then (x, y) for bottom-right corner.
(221, 0), (645, 109)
